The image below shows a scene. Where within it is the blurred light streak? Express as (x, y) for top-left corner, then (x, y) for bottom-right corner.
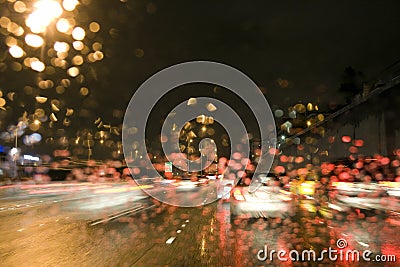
(93, 185), (153, 194)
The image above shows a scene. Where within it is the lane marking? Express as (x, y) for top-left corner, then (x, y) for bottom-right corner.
(88, 204), (156, 226)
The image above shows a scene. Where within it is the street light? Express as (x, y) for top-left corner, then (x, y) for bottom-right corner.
(26, 0), (63, 34)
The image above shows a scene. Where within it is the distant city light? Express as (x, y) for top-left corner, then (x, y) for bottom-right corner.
(73, 41), (84, 50)
(67, 66), (79, 77)
(56, 18), (71, 33)
(187, 98), (197, 106)
(23, 155), (40, 161)
(72, 27), (85, 40)
(10, 147), (19, 156)
(63, 0), (79, 11)
(54, 41), (69, 52)
(25, 34), (44, 47)
(341, 135), (352, 143)
(30, 60), (45, 72)
(9, 45), (24, 58)
(206, 103), (217, 112)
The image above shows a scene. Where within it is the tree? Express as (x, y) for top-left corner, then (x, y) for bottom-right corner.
(339, 66), (365, 104)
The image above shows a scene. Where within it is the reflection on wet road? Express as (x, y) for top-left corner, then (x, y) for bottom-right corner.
(0, 182), (399, 266)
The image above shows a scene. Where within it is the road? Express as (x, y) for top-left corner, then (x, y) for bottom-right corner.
(0, 182), (399, 267)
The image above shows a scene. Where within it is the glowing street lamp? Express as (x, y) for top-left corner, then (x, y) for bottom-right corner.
(25, 0), (63, 34)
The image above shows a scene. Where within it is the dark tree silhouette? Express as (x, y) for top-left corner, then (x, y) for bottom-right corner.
(339, 66), (365, 104)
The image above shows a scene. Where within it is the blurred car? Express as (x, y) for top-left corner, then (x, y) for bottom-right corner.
(290, 175), (317, 198)
(173, 180), (201, 191)
(379, 181), (400, 198)
(329, 182), (391, 216)
(172, 178), (209, 191)
(230, 179), (293, 222)
(298, 181), (317, 196)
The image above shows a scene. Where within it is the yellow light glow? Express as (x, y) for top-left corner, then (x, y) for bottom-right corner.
(7, 22), (19, 34)
(63, 118), (70, 126)
(187, 98), (197, 106)
(35, 96), (48, 103)
(72, 55), (83, 65)
(9, 45), (24, 58)
(5, 36), (17, 47)
(92, 42), (102, 51)
(12, 25), (25, 36)
(51, 103), (60, 112)
(14, 1), (27, 13)
(67, 66), (79, 77)
(72, 27), (85, 40)
(196, 114), (206, 124)
(45, 80), (54, 88)
(38, 80), (46, 89)
(63, 0), (79, 11)
(24, 57), (32, 67)
(25, 34), (44, 47)
(52, 58), (67, 68)
(89, 22), (100, 33)
(31, 60), (45, 72)
(0, 17), (11, 28)
(50, 113), (58, 122)
(57, 51), (68, 60)
(73, 41), (84, 50)
(33, 119), (41, 125)
(66, 108), (74, 116)
(54, 41), (69, 52)
(80, 87), (89, 96)
(87, 53), (95, 62)
(93, 51), (104, 61)
(26, 0), (63, 33)
(56, 18), (71, 33)
(206, 103), (217, 112)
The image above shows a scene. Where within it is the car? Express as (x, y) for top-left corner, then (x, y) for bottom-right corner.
(379, 181), (400, 198)
(229, 178), (293, 222)
(172, 177), (209, 192)
(173, 180), (201, 191)
(329, 181), (391, 217)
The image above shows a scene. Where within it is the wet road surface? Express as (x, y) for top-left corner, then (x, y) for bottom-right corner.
(0, 182), (399, 267)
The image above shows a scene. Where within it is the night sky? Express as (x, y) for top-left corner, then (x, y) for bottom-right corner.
(99, 0), (400, 109)
(1, 0), (400, 157)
